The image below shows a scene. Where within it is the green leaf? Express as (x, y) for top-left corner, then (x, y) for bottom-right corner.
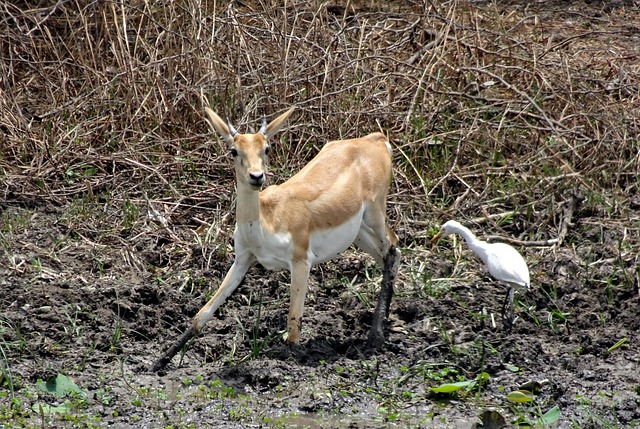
(36, 373), (85, 398)
(535, 405), (561, 426)
(506, 390), (534, 403)
(504, 363), (520, 372)
(429, 380), (474, 393)
(33, 400), (73, 414)
(607, 337), (628, 353)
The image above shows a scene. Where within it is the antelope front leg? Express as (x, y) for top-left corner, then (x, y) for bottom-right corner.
(287, 258), (311, 343)
(192, 253), (255, 332)
(149, 253), (255, 372)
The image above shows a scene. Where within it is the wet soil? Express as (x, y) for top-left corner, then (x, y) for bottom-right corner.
(1, 197), (638, 429)
(2, 0), (640, 426)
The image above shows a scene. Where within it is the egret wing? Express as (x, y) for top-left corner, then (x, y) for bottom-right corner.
(485, 243), (530, 288)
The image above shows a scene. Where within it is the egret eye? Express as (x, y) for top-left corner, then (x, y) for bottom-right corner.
(230, 148), (238, 157)
(264, 146), (271, 156)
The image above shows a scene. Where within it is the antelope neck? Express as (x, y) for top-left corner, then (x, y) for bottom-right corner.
(235, 180), (263, 225)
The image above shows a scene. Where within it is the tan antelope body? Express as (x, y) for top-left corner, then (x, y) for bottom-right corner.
(151, 107), (400, 370)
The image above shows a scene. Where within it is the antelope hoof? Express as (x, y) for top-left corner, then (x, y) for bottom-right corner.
(366, 328), (385, 349)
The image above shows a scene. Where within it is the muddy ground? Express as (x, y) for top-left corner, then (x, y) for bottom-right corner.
(2, 0), (640, 428)
(1, 191), (639, 428)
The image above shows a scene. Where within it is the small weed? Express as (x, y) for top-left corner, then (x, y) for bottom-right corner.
(121, 195), (139, 234)
(342, 275), (370, 307)
(111, 289), (123, 352)
(64, 163), (97, 185)
(409, 260), (450, 298)
(30, 257), (43, 273)
(398, 361), (461, 386)
(597, 312), (607, 325)
(178, 271), (207, 294)
(1, 210), (31, 232)
(194, 379), (236, 400)
(0, 318), (19, 396)
(191, 213), (227, 270)
(436, 324), (458, 355)
(234, 288), (279, 360)
(63, 304), (84, 338)
(424, 371), (491, 400)
(111, 324), (122, 352)
(378, 403), (400, 422)
(546, 310), (570, 333)
(63, 195), (98, 224)
(95, 388), (112, 406)
(510, 403), (561, 428)
(228, 406), (252, 422)
(524, 305), (541, 326)
(606, 338), (628, 354)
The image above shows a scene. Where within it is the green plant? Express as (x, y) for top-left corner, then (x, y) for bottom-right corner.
(342, 274), (371, 307)
(65, 163), (97, 185)
(63, 304), (84, 338)
(110, 289), (123, 352)
(606, 338), (628, 354)
(428, 372), (490, 397)
(546, 309), (570, 333)
(33, 373), (89, 417)
(30, 257), (43, 273)
(121, 195), (139, 233)
(0, 354), (14, 396)
(398, 361), (461, 386)
(233, 289), (279, 359)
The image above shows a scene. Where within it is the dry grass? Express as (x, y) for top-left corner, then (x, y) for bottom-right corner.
(1, 0), (639, 248)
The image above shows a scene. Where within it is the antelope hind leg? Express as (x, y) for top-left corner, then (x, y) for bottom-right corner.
(367, 245), (401, 348)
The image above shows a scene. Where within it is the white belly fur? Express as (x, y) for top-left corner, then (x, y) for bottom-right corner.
(235, 206), (366, 271)
(308, 205), (365, 265)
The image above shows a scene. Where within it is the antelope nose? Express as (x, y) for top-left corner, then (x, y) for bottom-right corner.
(249, 171), (264, 184)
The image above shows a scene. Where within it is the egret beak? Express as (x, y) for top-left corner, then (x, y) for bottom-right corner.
(430, 230), (444, 245)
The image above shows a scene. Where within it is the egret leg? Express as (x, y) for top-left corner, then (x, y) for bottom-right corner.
(500, 287), (515, 333)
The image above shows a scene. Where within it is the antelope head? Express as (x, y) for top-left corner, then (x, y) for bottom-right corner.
(204, 107), (295, 190)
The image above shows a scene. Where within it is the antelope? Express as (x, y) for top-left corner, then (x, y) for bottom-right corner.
(150, 106), (401, 371)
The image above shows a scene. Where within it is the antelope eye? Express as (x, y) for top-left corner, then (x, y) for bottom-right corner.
(264, 146), (271, 156)
(230, 148), (238, 157)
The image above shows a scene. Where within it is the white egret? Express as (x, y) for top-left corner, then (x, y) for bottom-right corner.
(431, 220), (530, 332)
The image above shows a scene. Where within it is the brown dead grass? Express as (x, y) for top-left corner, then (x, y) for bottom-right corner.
(1, 4), (639, 426)
(1, 0), (639, 246)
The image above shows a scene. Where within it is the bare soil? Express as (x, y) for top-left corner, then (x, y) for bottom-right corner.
(1, 191), (639, 428)
(1, 0), (640, 428)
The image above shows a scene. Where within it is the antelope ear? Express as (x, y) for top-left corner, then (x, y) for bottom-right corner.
(265, 107), (295, 139)
(204, 107), (234, 146)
